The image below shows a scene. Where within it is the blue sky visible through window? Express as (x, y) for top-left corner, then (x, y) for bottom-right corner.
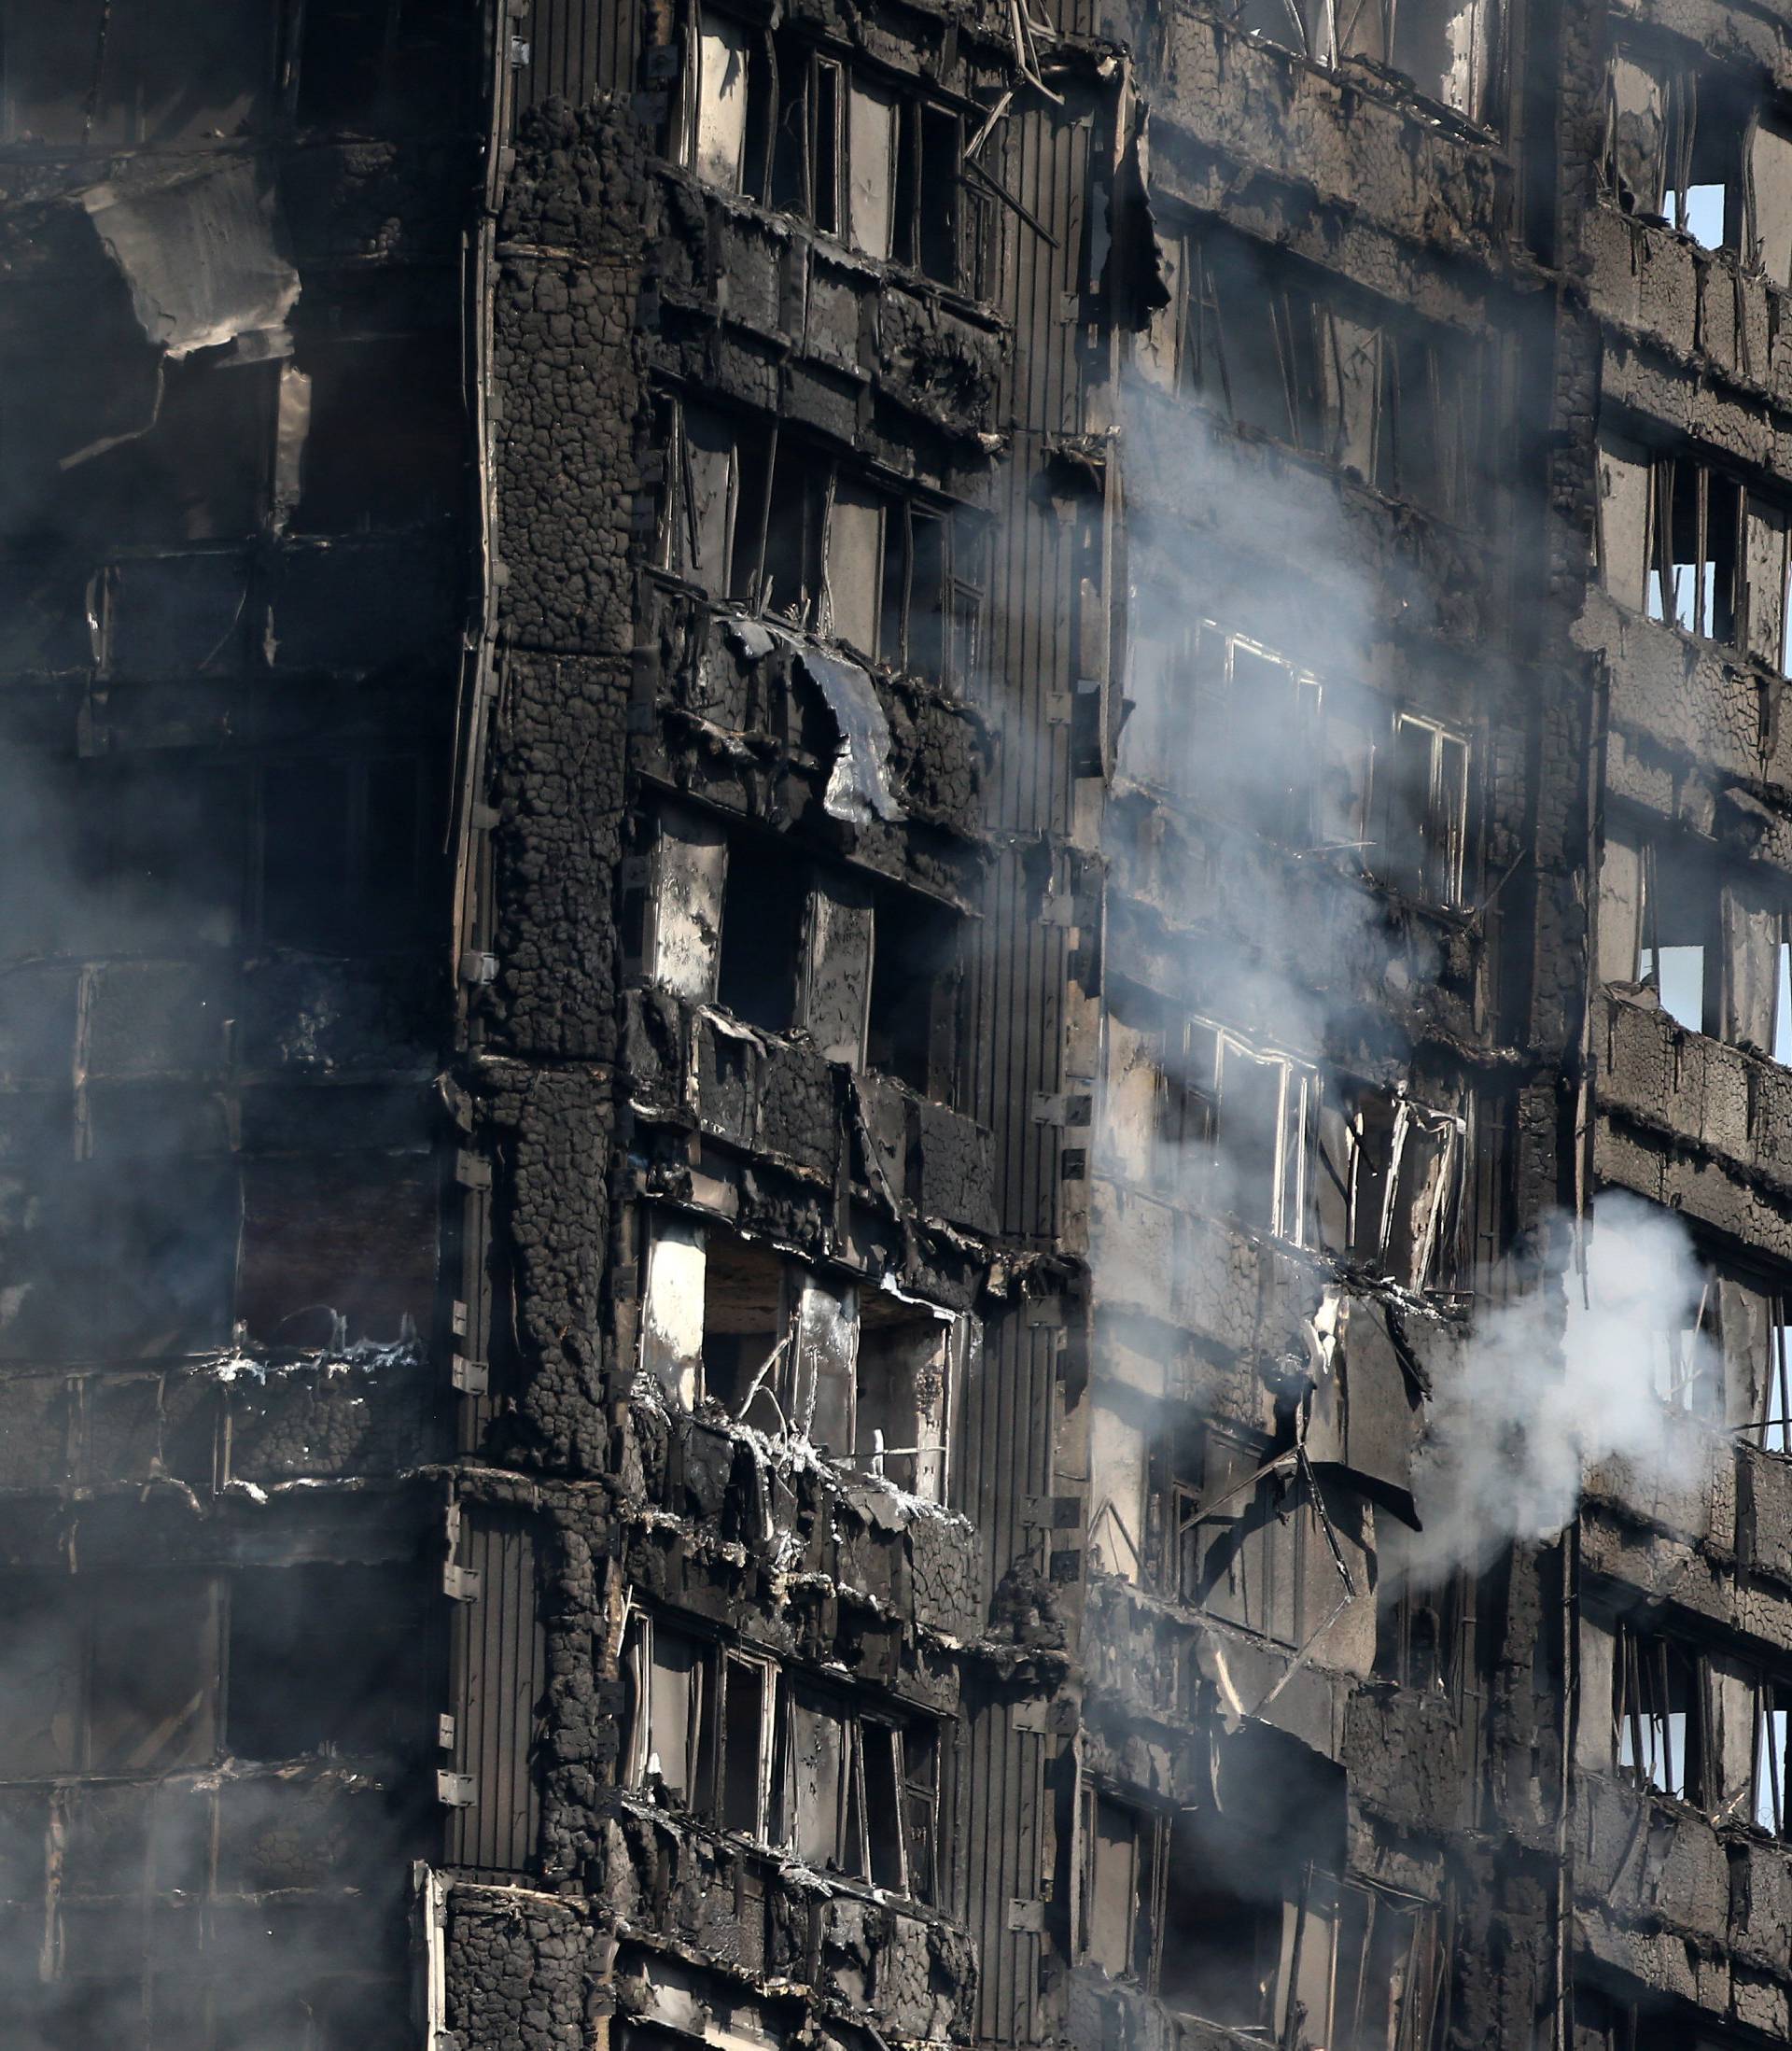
(1638, 944), (1705, 1033)
(1665, 182), (1727, 250)
(1778, 942), (1792, 1066)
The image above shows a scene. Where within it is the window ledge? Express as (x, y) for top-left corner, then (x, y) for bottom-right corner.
(1193, 5), (1510, 160)
(613, 1789), (957, 1920)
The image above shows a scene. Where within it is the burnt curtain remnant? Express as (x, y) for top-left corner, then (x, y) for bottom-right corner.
(0, 1), (1788, 2049)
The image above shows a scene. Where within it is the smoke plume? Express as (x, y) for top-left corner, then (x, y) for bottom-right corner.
(1406, 1192), (1715, 1580)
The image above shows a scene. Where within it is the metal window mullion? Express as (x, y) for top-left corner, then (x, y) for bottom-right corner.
(1349, 1889), (1375, 2048)
(1695, 466), (1710, 636)
(1763, 1698), (1779, 1846)
(1281, 1872), (1313, 2051)
(1676, 72), (1699, 234)
(1206, 264), (1238, 423)
(1651, 459), (1676, 618)
(1148, 1813), (1169, 1989)
(688, 1647), (707, 1806)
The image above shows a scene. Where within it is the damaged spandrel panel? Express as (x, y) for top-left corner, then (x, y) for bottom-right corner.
(83, 158), (300, 360)
(1153, 1422), (1371, 1658)
(636, 1210), (966, 1502)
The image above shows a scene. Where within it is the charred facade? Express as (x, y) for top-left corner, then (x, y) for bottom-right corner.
(5, 3), (1792, 2051)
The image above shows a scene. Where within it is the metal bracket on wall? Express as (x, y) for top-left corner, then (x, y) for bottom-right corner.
(436, 1771), (477, 1808)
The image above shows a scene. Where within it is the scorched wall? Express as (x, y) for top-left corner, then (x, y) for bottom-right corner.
(6, 2), (1792, 2051)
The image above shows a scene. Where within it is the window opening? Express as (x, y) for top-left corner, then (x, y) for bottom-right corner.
(1757, 1311), (1792, 1452)
(1152, 224), (1481, 519)
(1379, 713), (1469, 906)
(1339, 1089), (1464, 1291)
(1612, 1622), (1707, 1803)
(698, 1229), (792, 1428)
(1645, 457), (1742, 641)
(623, 1611), (779, 1837)
(227, 1566), (418, 1760)
(1207, 1025), (1320, 1246)
(1634, 838), (1713, 1035)
(1077, 1786), (1164, 1983)
(854, 1291), (958, 1501)
(1754, 1672), (1792, 1836)
(0, 1574), (216, 1779)
(1646, 1271), (1720, 1416)
(716, 836), (805, 1032)
(866, 891), (961, 1101)
(1373, 1538), (1464, 1700)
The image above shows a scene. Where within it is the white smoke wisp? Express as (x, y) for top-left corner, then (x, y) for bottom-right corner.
(1407, 1192), (1716, 1581)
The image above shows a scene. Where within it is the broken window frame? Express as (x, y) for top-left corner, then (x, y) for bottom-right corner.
(1751, 1667), (1792, 1837)
(640, 802), (961, 1100)
(621, 1606), (781, 1836)
(865, 885), (965, 1103)
(1373, 711), (1471, 908)
(1204, 1020), (1323, 1248)
(1611, 1620), (1710, 1805)
(777, 1679), (938, 1893)
(1758, 1312), (1792, 1453)
(676, 12), (987, 292)
(1647, 1268), (1722, 1418)
(1598, 40), (1771, 260)
(1371, 325), (1479, 522)
(1599, 428), (1792, 672)
(1108, 1012), (1320, 1241)
(1277, 1868), (1443, 2051)
(1225, 0), (1500, 128)
(716, 431), (985, 686)
(1205, 625), (1325, 846)
(1644, 454), (1744, 644)
(1149, 223), (1483, 521)
(1632, 835), (1718, 1037)
(851, 1288), (964, 1502)
(676, 3), (762, 197)
(1337, 1088), (1466, 1291)
(636, 1211), (963, 1501)
(651, 393), (775, 606)
(1373, 1561), (1470, 1706)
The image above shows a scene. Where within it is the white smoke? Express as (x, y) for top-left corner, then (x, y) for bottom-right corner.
(1407, 1191), (1715, 1580)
